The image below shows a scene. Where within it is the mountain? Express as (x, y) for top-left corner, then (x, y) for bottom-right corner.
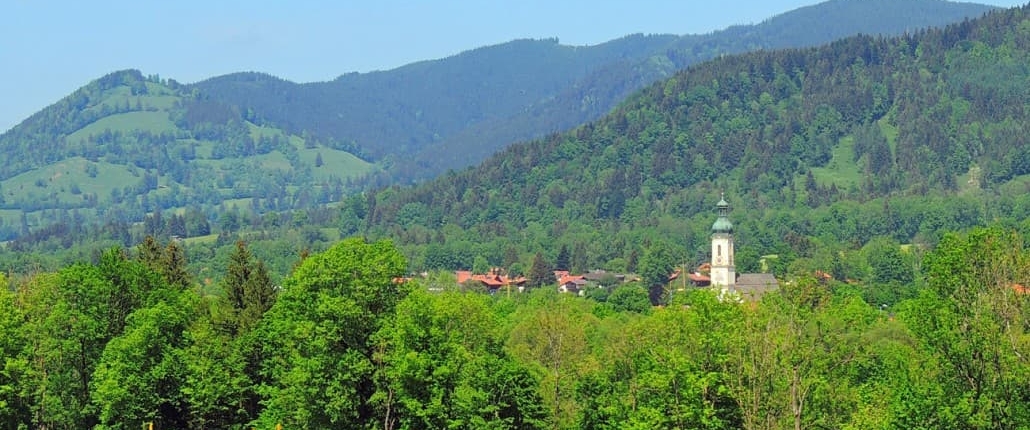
(0, 70), (373, 240)
(0, 0), (1000, 242)
(191, 35), (680, 165)
(193, 0), (999, 185)
(359, 4), (1030, 272)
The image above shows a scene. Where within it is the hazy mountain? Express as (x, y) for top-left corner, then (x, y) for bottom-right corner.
(193, 0), (998, 184)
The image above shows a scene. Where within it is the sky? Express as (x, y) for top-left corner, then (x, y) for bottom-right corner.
(1, 0), (1024, 133)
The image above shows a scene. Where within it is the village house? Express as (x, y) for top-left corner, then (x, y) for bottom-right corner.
(582, 269), (625, 284)
(455, 268), (526, 293)
(557, 273), (588, 293)
(449, 195), (776, 300)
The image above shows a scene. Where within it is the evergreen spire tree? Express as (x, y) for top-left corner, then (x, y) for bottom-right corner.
(555, 244), (571, 271)
(161, 241), (191, 290)
(136, 235), (163, 271)
(224, 241), (252, 314)
(240, 260), (275, 331)
(222, 240), (276, 334)
(528, 252), (553, 288)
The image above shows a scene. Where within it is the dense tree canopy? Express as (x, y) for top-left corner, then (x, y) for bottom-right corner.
(0, 221), (1029, 429)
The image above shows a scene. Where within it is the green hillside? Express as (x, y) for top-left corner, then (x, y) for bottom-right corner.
(0, 0), (1004, 244)
(357, 5), (1030, 274)
(0, 70), (375, 238)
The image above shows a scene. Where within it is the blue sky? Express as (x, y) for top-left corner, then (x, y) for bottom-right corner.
(1, 0), (1023, 132)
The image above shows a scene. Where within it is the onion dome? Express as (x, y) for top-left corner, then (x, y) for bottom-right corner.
(711, 195), (733, 234)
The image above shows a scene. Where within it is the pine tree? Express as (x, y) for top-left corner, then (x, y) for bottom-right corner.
(627, 248), (640, 273)
(224, 241), (253, 320)
(528, 252), (553, 288)
(503, 246), (520, 272)
(571, 242), (588, 274)
(555, 245), (571, 271)
(161, 241), (191, 290)
(223, 241), (276, 334)
(167, 214), (187, 238)
(240, 260), (275, 331)
(137, 235), (163, 270)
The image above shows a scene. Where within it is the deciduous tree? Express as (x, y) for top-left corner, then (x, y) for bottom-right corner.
(255, 238), (407, 428)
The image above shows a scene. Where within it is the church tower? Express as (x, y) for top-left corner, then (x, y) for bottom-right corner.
(710, 194), (735, 288)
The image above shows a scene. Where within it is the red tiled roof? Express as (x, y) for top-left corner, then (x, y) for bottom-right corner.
(557, 274), (586, 286)
(455, 270), (526, 288)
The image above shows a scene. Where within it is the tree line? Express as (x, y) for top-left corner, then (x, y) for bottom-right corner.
(1, 225), (1029, 429)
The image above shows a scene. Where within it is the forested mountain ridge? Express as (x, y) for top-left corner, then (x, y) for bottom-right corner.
(192, 35), (678, 160)
(190, 35), (681, 168)
(360, 4), (1030, 275)
(0, 70), (373, 240)
(0, 0), (1002, 246)
(193, 0), (998, 185)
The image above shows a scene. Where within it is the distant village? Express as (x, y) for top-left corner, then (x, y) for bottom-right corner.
(407, 195), (781, 301)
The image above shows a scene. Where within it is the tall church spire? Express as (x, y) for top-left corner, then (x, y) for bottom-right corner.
(710, 193), (735, 288)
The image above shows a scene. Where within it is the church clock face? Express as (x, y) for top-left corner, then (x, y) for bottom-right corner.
(715, 256), (723, 264)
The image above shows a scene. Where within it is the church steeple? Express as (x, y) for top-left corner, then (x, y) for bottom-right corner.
(711, 193), (733, 234)
(710, 193), (735, 288)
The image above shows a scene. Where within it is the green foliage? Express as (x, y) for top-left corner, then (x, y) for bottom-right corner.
(0, 285), (29, 427)
(255, 238), (407, 428)
(161, 241), (191, 289)
(222, 240), (276, 334)
(179, 298), (256, 429)
(378, 290), (547, 429)
(2, 4), (1030, 429)
(3, 243), (176, 429)
(0, 1), (993, 244)
(1, 223), (1030, 428)
(508, 293), (598, 428)
(606, 282), (651, 314)
(861, 237), (917, 306)
(527, 252), (552, 289)
(901, 226), (1030, 428)
(583, 295), (744, 429)
(201, 0), (991, 185)
(639, 241), (677, 304)
(91, 293), (195, 429)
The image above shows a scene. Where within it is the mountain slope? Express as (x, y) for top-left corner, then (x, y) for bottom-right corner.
(0, 70), (373, 239)
(0, 0), (1002, 241)
(194, 0), (998, 185)
(361, 5), (1029, 269)
(191, 35), (680, 161)
(400, 0), (1001, 182)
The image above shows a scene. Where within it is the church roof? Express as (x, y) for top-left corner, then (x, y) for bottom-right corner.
(733, 273), (779, 300)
